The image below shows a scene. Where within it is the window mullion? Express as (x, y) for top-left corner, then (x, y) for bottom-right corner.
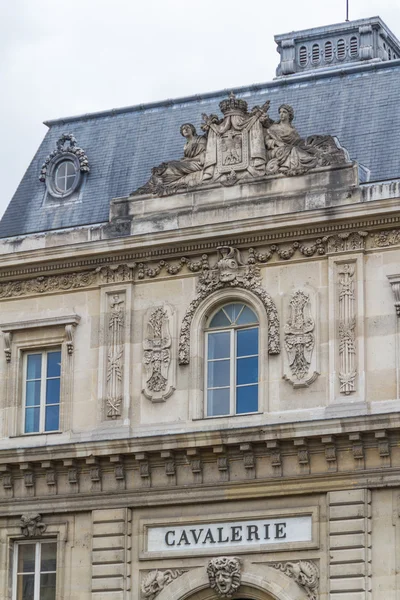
(230, 329), (235, 415)
(40, 352), (47, 433)
(34, 542), (41, 600)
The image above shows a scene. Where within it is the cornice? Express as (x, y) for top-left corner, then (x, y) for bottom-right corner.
(0, 195), (399, 279)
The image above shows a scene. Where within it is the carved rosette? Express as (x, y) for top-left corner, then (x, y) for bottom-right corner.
(142, 305), (175, 402)
(20, 513), (47, 538)
(207, 556), (241, 598)
(283, 290), (318, 387)
(272, 561), (319, 600)
(105, 294), (125, 418)
(179, 246), (280, 365)
(141, 569), (187, 600)
(338, 264), (356, 394)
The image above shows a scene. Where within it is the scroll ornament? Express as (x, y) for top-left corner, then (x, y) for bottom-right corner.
(143, 306), (174, 402)
(284, 290), (316, 386)
(20, 513), (47, 538)
(178, 246), (280, 364)
(141, 569), (187, 600)
(132, 93), (349, 197)
(207, 556), (241, 598)
(272, 561), (319, 600)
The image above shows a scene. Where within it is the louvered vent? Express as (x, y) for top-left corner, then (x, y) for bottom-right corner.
(324, 41), (333, 61)
(337, 38), (346, 59)
(312, 44), (320, 63)
(350, 36), (359, 57)
(299, 46), (307, 66)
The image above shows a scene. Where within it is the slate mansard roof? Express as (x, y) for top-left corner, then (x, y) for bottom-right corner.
(1, 22), (400, 238)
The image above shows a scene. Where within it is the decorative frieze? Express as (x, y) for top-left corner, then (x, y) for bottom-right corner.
(324, 231), (368, 253)
(141, 569), (187, 600)
(207, 556), (241, 598)
(105, 293), (125, 419)
(142, 305), (175, 402)
(338, 263), (357, 394)
(272, 560), (319, 600)
(283, 289), (317, 387)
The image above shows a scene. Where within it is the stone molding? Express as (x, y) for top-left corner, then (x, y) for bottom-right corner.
(0, 227), (374, 285)
(0, 425), (396, 503)
(0, 314), (80, 361)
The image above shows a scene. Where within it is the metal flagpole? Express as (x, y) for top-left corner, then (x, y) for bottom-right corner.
(346, 0), (349, 21)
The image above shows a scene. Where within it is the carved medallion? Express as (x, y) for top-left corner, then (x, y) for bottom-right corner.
(142, 305), (175, 402)
(207, 556), (241, 598)
(283, 290), (318, 387)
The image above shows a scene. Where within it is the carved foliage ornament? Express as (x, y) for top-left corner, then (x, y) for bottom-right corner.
(39, 134), (90, 183)
(106, 294), (125, 418)
(142, 306), (174, 402)
(20, 513), (47, 538)
(207, 556), (241, 598)
(338, 264), (356, 394)
(141, 569), (187, 600)
(284, 290), (316, 386)
(132, 93), (349, 197)
(272, 561), (319, 600)
(179, 246), (280, 364)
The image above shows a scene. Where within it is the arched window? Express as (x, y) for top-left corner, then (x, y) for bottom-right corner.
(205, 303), (259, 416)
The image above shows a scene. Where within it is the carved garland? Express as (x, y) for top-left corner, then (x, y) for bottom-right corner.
(178, 247), (280, 365)
(39, 134), (90, 183)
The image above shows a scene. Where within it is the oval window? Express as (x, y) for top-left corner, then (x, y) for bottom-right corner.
(54, 160), (77, 193)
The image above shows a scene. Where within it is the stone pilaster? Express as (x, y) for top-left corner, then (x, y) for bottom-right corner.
(92, 508), (131, 600)
(328, 489), (371, 600)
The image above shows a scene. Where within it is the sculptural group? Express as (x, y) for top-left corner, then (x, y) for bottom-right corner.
(133, 93), (348, 197)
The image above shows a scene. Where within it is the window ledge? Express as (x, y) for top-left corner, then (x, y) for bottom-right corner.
(193, 411), (262, 421)
(0, 314), (80, 333)
(10, 430), (62, 438)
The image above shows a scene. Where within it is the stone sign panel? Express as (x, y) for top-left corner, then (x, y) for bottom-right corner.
(146, 515), (312, 555)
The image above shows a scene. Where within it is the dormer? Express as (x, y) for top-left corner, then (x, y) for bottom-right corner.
(275, 16), (400, 76)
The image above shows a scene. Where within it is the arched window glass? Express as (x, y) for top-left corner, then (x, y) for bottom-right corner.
(55, 160), (77, 193)
(206, 303), (259, 417)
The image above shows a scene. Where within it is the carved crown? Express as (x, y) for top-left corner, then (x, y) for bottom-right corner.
(219, 92), (248, 116)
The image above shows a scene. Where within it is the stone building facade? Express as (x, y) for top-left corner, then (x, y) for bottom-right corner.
(0, 15), (400, 600)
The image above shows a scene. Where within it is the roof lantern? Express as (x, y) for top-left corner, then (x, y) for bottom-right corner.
(275, 16), (400, 76)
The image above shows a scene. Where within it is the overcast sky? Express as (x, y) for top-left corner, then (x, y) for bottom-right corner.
(0, 0), (399, 220)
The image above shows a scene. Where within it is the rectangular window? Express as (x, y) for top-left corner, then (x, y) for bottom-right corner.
(206, 327), (259, 416)
(13, 541), (57, 600)
(23, 350), (61, 434)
